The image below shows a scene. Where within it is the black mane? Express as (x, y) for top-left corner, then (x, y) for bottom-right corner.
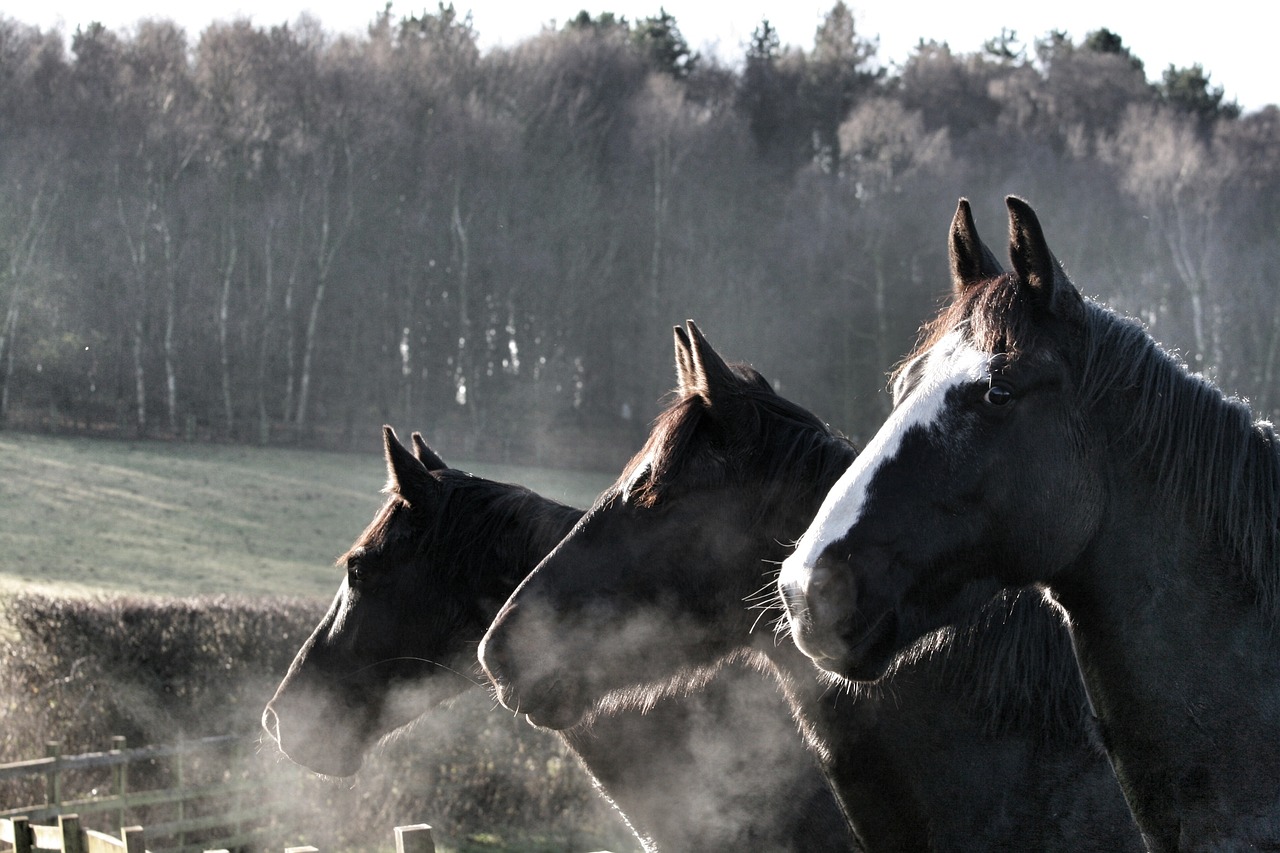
(343, 470), (581, 594)
(908, 588), (1096, 742)
(1075, 300), (1280, 622)
(617, 362), (858, 526)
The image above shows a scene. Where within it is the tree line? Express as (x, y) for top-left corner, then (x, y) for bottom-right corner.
(0, 2), (1275, 466)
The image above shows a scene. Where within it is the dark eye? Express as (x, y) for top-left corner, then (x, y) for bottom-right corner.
(346, 553), (368, 588)
(983, 382), (1014, 407)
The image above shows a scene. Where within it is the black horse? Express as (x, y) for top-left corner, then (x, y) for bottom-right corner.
(481, 322), (1142, 851)
(262, 427), (855, 853)
(780, 196), (1280, 851)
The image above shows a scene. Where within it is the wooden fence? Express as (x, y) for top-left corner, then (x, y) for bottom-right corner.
(1, 815), (438, 853)
(0, 736), (268, 852)
(2, 738), (617, 853)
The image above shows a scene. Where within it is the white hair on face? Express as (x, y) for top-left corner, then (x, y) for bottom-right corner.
(781, 331), (991, 584)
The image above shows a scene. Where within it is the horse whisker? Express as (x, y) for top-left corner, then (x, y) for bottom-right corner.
(339, 656), (486, 689)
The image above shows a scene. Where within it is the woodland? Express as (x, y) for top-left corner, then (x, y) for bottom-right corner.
(0, 3), (1273, 464)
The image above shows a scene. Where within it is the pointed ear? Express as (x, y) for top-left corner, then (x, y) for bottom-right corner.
(950, 198), (1004, 294)
(383, 425), (439, 507)
(410, 431), (448, 472)
(684, 320), (739, 405)
(1005, 196), (1082, 319)
(673, 325), (697, 394)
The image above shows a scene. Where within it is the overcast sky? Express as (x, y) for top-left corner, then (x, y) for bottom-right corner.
(6, 1), (1276, 112)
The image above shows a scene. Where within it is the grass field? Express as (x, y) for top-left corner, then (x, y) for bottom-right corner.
(0, 430), (614, 599)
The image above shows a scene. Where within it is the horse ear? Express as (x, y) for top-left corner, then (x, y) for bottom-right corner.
(673, 325), (697, 394)
(950, 197), (1004, 293)
(684, 320), (738, 403)
(383, 425), (439, 506)
(1005, 196), (1082, 320)
(410, 431), (448, 472)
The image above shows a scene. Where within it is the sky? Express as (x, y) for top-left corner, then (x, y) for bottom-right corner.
(5, 0), (1276, 112)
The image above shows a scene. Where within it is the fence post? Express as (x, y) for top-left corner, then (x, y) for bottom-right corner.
(394, 824), (435, 853)
(110, 735), (128, 832)
(44, 742), (61, 807)
(58, 814), (85, 853)
(10, 816), (33, 853)
(121, 826), (146, 853)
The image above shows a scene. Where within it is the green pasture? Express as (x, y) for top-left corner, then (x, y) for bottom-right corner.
(0, 431), (613, 600)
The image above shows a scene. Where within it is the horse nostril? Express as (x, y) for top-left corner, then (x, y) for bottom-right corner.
(261, 705), (281, 745)
(808, 553), (856, 625)
(479, 624), (513, 685)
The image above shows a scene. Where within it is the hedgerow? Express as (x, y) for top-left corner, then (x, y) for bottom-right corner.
(0, 592), (633, 851)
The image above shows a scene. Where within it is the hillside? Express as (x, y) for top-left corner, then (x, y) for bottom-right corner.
(0, 431), (612, 599)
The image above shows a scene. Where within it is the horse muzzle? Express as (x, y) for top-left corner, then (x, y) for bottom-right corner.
(779, 550), (903, 681)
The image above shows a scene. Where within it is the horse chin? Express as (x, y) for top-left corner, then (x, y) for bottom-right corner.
(293, 743), (368, 778)
(272, 725), (370, 777)
(522, 702), (589, 732)
(802, 608), (902, 683)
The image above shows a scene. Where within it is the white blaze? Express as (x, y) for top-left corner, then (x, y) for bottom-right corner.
(781, 331), (991, 587)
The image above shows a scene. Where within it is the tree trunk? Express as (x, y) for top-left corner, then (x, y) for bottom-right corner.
(450, 181), (472, 413)
(295, 144), (354, 436)
(160, 222), (179, 435)
(0, 301), (19, 425)
(257, 218), (277, 445)
(132, 316), (146, 436)
(218, 230), (237, 438)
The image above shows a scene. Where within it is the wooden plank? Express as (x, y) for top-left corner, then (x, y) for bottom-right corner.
(0, 758), (56, 782)
(83, 828), (127, 853)
(30, 821), (64, 851)
(2, 777), (270, 820)
(394, 824), (435, 853)
(0, 737), (248, 781)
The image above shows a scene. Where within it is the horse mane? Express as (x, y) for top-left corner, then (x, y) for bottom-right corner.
(896, 588), (1098, 743)
(1074, 300), (1280, 621)
(343, 470), (582, 591)
(616, 362), (858, 525)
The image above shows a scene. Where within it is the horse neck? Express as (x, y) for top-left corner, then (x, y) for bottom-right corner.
(1049, 479), (1280, 849)
(524, 501), (584, 565)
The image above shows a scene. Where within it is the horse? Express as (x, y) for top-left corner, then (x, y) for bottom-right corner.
(480, 322), (1143, 851)
(261, 426), (856, 853)
(779, 196), (1280, 851)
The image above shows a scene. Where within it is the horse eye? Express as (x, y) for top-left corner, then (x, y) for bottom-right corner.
(983, 383), (1014, 407)
(346, 556), (366, 586)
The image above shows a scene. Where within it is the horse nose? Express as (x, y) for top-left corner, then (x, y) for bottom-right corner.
(806, 552), (857, 633)
(261, 704), (282, 746)
(479, 610), (516, 688)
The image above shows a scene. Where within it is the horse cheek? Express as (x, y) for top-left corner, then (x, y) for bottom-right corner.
(1003, 409), (1104, 581)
